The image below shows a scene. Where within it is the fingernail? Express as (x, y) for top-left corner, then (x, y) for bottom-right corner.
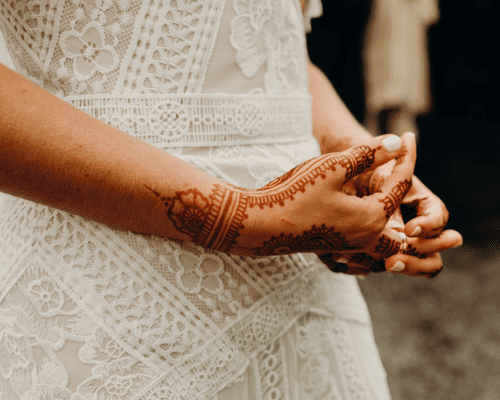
(390, 261), (406, 272)
(409, 226), (422, 237)
(382, 135), (402, 152)
(357, 275), (367, 280)
(388, 220), (404, 230)
(452, 240), (463, 249)
(336, 257), (349, 264)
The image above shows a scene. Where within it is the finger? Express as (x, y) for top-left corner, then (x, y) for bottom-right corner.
(333, 134), (404, 188)
(370, 132), (416, 220)
(385, 252), (443, 278)
(319, 253), (374, 275)
(360, 225), (406, 258)
(350, 252), (386, 273)
(368, 159), (396, 194)
(404, 201), (449, 238)
(403, 177), (450, 238)
(404, 229), (463, 255)
(387, 209), (405, 232)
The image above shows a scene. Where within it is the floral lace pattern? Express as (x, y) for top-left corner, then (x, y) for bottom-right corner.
(0, 0), (226, 95)
(0, 257), (156, 400)
(0, 0), (389, 398)
(230, 0), (307, 94)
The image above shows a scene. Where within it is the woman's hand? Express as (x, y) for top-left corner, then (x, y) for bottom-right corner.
(318, 209), (462, 278)
(400, 176), (449, 238)
(147, 133), (416, 258)
(222, 132), (418, 257)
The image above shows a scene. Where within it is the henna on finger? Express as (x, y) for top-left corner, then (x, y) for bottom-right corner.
(405, 243), (427, 259)
(319, 253), (349, 273)
(374, 234), (401, 257)
(379, 179), (413, 219)
(338, 145), (379, 182)
(351, 252), (386, 273)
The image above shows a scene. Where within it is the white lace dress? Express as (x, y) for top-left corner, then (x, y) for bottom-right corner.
(0, 1), (391, 399)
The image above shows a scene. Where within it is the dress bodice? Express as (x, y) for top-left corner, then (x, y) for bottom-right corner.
(0, 0), (308, 97)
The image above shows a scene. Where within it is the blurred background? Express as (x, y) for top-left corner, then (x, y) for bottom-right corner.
(307, 1), (500, 399)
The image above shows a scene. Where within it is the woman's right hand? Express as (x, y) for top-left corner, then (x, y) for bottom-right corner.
(200, 132), (418, 257)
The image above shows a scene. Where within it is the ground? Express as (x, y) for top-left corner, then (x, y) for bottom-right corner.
(360, 244), (500, 400)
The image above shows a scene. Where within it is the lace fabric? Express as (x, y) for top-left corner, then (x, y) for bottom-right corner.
(0, 0), (391, 399)
(64, 93), (313, 147)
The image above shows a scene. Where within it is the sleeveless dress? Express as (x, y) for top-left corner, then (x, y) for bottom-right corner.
(0, 1), (391, 399)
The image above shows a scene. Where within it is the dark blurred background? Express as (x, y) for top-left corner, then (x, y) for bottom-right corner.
(308, 1), (500, 399)
(308, 0), (500, 246)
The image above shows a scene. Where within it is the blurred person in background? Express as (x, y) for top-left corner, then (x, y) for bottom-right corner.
(363, 0), (440, 139)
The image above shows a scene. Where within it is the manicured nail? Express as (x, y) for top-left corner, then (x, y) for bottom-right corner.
(390, 261), (405, 272)
(388, 220), (404, 230)
(382, 135), (402, 152)
(409, 226), (422, 237)
(336, 257), (349, 264)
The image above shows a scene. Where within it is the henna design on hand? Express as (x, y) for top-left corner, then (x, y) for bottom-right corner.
(339, 145), (379, 182)
(246, 155), (342, 209)
(379, 179), (412, 219)
(229, 146), (379, 209)
(146, 185), (248, 253)
(319, 253), (349, 273)
(351, 253), (386, 272)
(405, 244), (427, 259)
(374, 234), (401, 257)
(254, 224), (358, 256)
(145, 146), (379, 254)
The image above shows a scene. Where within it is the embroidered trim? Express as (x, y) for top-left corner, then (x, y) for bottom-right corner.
(64, 94), (312, 147)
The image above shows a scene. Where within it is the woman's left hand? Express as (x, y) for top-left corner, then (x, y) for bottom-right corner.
(400, 176), (449, 238)
(320, 210), (462, 278)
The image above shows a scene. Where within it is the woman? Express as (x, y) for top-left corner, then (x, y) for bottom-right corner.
(363, 0), (440, 138)
(0, 0), (460, 399)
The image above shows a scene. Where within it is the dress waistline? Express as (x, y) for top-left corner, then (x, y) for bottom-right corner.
(64, 93), (313, 147)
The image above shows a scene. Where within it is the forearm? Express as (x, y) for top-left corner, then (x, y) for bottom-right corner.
(308, 62), (372, 153)
(0, 64), (226, 243)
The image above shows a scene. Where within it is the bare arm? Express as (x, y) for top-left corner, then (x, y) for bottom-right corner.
(0, 63), (222, 241)
(0, 63), (415, 259)
(308, 62), (372, 153)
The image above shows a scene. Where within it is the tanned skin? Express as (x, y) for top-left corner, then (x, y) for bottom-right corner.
(0, 62), (461, 278)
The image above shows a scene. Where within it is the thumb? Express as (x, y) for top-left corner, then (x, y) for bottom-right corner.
(335, 134), (404, 187)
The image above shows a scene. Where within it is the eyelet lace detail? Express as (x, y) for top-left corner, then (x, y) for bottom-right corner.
(229, 0), (308, 94)
(0, 0), (388, 398)
(0, 0), (226, 96)
(63, 94), (312, 147)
